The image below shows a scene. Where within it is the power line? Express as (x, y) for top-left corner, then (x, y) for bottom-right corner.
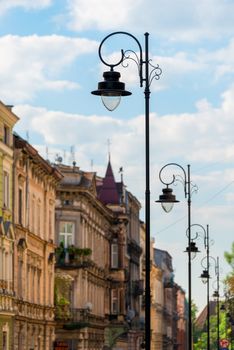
(156, 180), (234, 235)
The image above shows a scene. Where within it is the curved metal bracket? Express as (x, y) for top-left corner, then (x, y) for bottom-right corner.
(201, 255), (218, 272)
(158, 163), (187, 197)
(186, 223), (206, 242)
(201, 256), (208, 269)
(98, 31), (143, 80)
(98, 31), (161, 88)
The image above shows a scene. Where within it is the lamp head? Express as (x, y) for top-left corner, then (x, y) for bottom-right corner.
(220, 304), (226, 311)
(91, 69), (131, 111)
(213, 290), (219, 299)
(156, 186), (179, 213)
(200, 269), (210, 284)
(184, 241), (200, 260)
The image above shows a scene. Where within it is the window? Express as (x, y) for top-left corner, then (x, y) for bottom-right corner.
(3, 331), (8, 350)
(31, 197), (35, 232)
(3, 125), (10, 145)
(49, 210), (53, 240)
(37, 201), (41, 236)
(3, 172), (9, 208)
(111, 289), (118, 314)
(18, 188), (23, 224)
(37, 270), (41, 304)
(5, 252), (8, 288)
(59, 222), (74, 248)
(111, 242), (118, 268)
(18, 260), (23, 298)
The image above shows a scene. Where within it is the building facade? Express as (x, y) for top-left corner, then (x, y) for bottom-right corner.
(154, 248), (187, 350)
(150, 241), (163, 350)
(0, 102), (19, 350)
(174, 284), (186, 350)
(13, 134), (62, 350)
(154, 248), (174, 349)
(54, 161), (143, 350)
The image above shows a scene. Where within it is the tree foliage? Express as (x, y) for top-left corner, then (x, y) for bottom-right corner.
(193, 241), (234, 349)
(225, 242), (234, 294)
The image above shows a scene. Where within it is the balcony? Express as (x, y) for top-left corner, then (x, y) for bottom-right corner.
(55, 306), (105, 329)
(131, 280), (144, 296)
(108, 269), (125, 282)
(55, 244), (93, 269)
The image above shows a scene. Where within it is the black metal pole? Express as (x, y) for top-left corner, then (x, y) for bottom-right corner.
(217, 257), (220, 350)
(207, 225), (210, 350)
(187, 164), (192, 350)
(93, 32), (161, 349)
(144, 32), (151, 350)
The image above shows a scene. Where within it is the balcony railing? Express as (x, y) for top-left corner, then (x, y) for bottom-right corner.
(55, 306), (89, 322)
(55, 306), (106, 329)
(55, 245), (93, 269)
(131, 280), (144, 296)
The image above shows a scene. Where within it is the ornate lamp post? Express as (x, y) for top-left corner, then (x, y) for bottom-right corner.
(212, 258), (220, 350)
(200, 238), (220, 350)
(91, 32), (162, 350)
(198, 224), (210, 350)
(156, 163), (198, 350)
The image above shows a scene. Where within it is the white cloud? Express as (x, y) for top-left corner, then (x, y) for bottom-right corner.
(12, 84), (234, 196)
(13, 85), (234, 164)
(13, 85), (234, 312)
(0, 35), (98, 103)
(0, 0), (52, 14)
(65, 0), (140, 32)
(97, 39), (234, 93)
(63, 0), (234, 42)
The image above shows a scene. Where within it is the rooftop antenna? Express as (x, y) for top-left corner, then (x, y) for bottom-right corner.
(46, 146), (49, 160)
(119, 166), (123, 183)
(26, 131), (29, 142)
(63, 150), (67, 164)
(119, 166), (124, 204)
(107, 138), (111, 161)
(55, 153), (63, 164)
(70, 145), (75, 165)
(90, 159), (94, 171)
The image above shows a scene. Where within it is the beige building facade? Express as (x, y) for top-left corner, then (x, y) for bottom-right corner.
(0, 102), (19, 350)
(54, 161), (143, 350)
(13, 134), (62, 350)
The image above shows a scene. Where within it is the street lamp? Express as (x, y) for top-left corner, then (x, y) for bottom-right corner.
(91, 32), (162, 350)
(200, 250), (220, 349)
(192, 224), (210, 350)
(212, 258), (220, 350)
(156, 163), (198, 350)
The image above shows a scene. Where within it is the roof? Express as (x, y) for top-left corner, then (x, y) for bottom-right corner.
(98, 160), (120, 205)
(14, 133), (63, 181)
(195, 300), (217, 331)
(154, 248), (173, 271)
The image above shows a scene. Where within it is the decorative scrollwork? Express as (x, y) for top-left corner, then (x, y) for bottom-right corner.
(191, 183), (198, 197)
(149, 61), (162, 86)
(121, 49), (142, 80)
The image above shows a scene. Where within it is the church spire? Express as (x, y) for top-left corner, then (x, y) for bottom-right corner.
(98, 160), (120, 205)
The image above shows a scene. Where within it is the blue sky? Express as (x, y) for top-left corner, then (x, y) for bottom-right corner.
(2, 0), (234, 312)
